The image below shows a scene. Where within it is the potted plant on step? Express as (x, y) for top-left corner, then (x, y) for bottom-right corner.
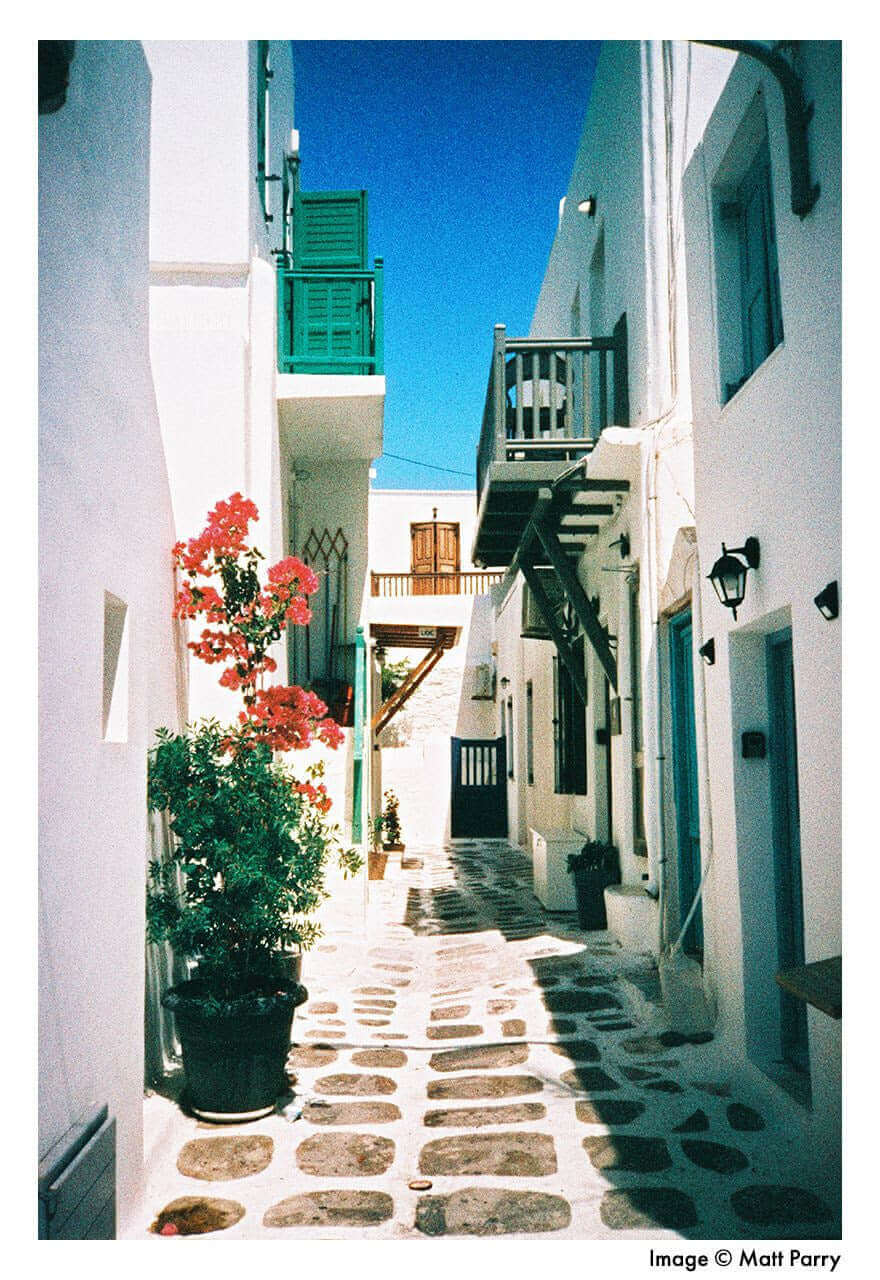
(567, 839), (620, 931)
(368, 813), (388, 881)
(147, 494), (361, 1121)
(381, 788), (405, 855)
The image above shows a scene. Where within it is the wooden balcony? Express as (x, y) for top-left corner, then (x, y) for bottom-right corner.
(473, 317), (629, 567)
(370, 570), (504, 597)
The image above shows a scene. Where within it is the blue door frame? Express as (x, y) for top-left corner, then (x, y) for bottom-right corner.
(766, 627), (809, 1074)
(669, 609), (703, 954)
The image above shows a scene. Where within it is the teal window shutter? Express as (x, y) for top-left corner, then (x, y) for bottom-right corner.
(293, 191), (367, 269)
(291, 190), (370, 370)
(737, 141), (783, 381)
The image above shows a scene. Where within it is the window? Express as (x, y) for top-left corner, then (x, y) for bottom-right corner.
(553, 639), (587, 795)
(713, 103), (783, 402)
(628, 572), (646, 855)
(526, 680), (534, 785)
(506, 695), (514, 779)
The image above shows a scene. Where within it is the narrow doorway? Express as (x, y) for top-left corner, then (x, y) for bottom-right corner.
(767, 627), (809, 1074)
(669, 608), (703, 955)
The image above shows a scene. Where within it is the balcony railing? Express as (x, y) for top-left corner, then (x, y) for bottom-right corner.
(371, 570), (504, 597)
(276, 260), (384, 375)
(476, 316), (629, 498)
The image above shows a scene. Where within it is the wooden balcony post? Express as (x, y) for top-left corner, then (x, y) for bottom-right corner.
(373, 258), (385, 375)
(493, 324), (507, 462)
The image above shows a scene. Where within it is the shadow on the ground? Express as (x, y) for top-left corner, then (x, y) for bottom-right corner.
(398, 840), (839, 1241)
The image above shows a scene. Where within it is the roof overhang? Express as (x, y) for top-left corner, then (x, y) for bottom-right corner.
(369, 623), (460, 650)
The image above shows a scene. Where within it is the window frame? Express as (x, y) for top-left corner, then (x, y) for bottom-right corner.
(712, 100), (784, 405)
(552, 639), (587, 796)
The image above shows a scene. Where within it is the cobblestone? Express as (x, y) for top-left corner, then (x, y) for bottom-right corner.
(138, 839), (839, 1240)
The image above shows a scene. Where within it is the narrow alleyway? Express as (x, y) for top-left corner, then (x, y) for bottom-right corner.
(136, 841), (839, 1241)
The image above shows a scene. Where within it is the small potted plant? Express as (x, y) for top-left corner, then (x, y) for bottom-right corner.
(567, 839), (620, 931)
(381, 789), (404, 854)
(147, 494), (361, 1121)
(367, 813), (388, 881)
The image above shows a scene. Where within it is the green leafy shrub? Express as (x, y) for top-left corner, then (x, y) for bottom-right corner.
(147, 720), (361, 999)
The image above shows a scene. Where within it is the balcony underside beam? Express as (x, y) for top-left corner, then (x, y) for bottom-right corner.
(519, 562), (587, 706)
(532, 513), (618, 691)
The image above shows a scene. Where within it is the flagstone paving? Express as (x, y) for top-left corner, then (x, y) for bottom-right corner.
(137, 839), (841, 1240)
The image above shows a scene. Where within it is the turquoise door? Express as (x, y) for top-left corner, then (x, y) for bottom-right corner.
(669, 610), (703, 954)
(767, 628), (808, 1073)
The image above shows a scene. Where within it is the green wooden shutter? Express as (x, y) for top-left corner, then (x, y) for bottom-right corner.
(291, 191), (369, 370)
(738, 141), (783, 379)
(293, 191), (367, 268)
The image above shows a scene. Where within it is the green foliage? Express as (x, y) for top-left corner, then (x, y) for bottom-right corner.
(381, 788), (402, 846)
(147, 720), (361, 999)
(380, 657), (411, 702)
(368, 812), (385, 852)
(567, 839), (619, 878)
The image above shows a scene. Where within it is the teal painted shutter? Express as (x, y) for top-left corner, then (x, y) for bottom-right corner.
(292, 191), (369, 370)
(738, 141), (783, 379)
(293, 191), (367, 268)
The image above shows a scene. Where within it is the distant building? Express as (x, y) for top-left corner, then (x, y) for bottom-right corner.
(367, 490), (501, 845)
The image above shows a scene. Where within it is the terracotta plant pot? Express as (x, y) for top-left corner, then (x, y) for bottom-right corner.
(368, 850), (388, 880)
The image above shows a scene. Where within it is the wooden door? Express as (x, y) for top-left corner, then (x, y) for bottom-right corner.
(411, 522), (460, 594)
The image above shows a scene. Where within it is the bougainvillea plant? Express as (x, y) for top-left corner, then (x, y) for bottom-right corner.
(147, 494), (361, 999)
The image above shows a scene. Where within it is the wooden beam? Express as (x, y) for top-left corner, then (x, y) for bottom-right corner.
(520, 563), (586, 705)
(372, 643), (445, 736)
(533, 515), (618, 690)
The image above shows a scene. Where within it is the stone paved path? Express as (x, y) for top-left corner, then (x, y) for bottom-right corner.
(136, 840), (840, 1240)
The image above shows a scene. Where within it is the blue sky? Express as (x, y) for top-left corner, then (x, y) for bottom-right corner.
(292, 40), (600, 490)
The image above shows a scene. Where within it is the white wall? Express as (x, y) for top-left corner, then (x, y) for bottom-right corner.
(147, 41), (294, 723)
(39, 42), (181, 1234)
(369, 489), (480, 573)
(683, 43), (841, 1166)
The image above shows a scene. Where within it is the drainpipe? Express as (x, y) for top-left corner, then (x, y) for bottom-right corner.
(644, 435), (669, 950)
(694, 40), (820, 219)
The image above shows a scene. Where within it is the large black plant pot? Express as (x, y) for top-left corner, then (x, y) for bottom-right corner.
(571, 869), (614, 931)
(162, 980), (307, 1121)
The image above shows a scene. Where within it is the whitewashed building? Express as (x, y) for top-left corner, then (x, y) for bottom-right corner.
(473, 39), (840, 1193)
(683, 40), (841, 1175)
(146, 40), (384, 842)
(38, 41), (183, 1238)
(39, 38), (382, 1236)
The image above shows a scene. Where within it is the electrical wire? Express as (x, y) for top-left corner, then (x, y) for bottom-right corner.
(379, 451), (473, 478)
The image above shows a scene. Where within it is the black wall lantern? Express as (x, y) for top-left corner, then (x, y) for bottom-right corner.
(708, 538), (760, 620)
(698, 637), (716, 666)
(814, 580), (839, 620)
